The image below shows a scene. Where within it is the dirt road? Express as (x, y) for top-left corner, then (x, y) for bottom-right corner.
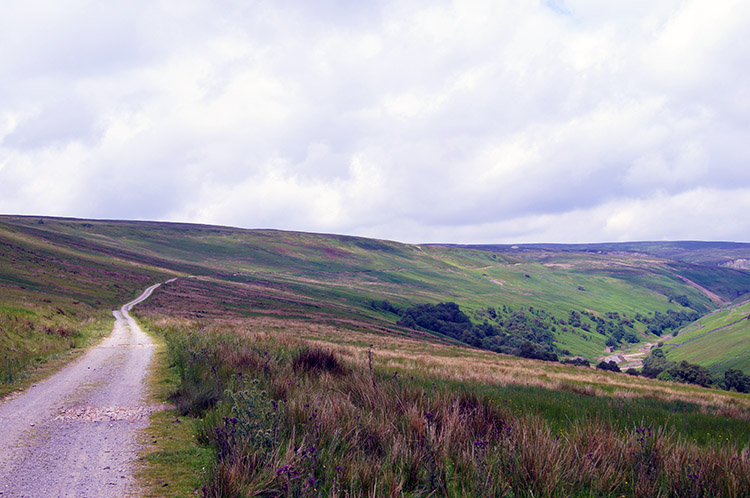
(0, 283), (165, 497)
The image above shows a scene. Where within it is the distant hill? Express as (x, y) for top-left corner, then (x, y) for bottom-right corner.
(440, 241), (750, 302)
(2, 215), (750, 372)
(446, 240), (750, 267)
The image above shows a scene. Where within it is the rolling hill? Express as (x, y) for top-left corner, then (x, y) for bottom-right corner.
(3, 215), (750, 497)
(2, 215), (750, 373)
(661, 298), (750, 374)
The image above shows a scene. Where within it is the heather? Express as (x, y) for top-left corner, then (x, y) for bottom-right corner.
(153, 321), (750, 498)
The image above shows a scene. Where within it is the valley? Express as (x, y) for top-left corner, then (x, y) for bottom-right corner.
(1, 215), (749, 497)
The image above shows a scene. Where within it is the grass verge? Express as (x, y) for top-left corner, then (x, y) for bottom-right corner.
(0, 314), (113, 398)
(137, 323), (215, 497)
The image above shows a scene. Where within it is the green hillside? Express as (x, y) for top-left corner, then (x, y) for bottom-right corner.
(450, 241), (750, 302)
(2, 215), (750, 497)
(2, 215), (750, 373)
(663, 299), (750, 374)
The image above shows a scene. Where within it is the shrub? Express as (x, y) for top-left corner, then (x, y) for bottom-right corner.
(517, 341), (558, 362)
(596, 360), (621, 373)
(642, 348), (673, 378)
(292, 347), (346, 376)
(666, 360), (714, 387)
(561, 357), (591, 367)
(722, 369), (750, 393)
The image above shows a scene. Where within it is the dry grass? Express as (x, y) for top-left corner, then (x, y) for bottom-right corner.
(151, 320), (750, 497)
(141, 312), (750, 421)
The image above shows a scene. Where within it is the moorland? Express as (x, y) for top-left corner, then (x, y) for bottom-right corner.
(1, 215), (749, 497)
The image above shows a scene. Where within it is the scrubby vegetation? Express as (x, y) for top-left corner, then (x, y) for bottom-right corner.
(377, 301), (558, 360)
(3, 217), (750, 496)
(146, 319), (750, 498)
(392, 301), (668, 362)
(0, 304), (106, 389)
(641, 348), (715, 387)
(596, 361), (621, 373)
(722, 369), (750, 393)
(634, 310), (701, 337)
(640, 348), (750, 393)
(390, 300), (707, 367)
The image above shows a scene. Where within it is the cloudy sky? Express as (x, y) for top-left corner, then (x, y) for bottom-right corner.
(1, 0), (749, 243)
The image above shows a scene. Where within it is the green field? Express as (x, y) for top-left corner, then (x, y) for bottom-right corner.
(3, 215), (750, 369)
(664, 299), (750, 374)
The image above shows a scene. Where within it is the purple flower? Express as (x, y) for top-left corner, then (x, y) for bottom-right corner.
(276, 465), (290, 476)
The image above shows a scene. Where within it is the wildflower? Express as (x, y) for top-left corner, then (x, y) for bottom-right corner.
(474, 440), (489, 450)
(276, 465), (290, 476)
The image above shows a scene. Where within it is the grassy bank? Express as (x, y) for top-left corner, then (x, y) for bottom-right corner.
(137, 322), (214, 497)
(142, 317), (750, 498)
(0, 305), (113, 396)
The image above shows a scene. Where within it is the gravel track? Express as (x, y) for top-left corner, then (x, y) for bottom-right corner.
(0, 283), (166, 497)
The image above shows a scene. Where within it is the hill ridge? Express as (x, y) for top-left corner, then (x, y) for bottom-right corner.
(2, 214), (750, 372)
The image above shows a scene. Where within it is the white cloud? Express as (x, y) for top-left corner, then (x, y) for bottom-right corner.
(1, 0), (750, 243)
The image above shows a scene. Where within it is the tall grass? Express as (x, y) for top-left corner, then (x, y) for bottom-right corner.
(0, 308), (102, 387)
(154, 322), (750, 498)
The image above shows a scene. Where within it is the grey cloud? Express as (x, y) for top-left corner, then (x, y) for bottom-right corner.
(0, 3), (154, 79)
(3, 98), (101, 149)
(2, 0), (750, 243)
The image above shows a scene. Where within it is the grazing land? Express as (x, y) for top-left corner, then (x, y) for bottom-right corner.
(1, 215), (750, 497)
(662, 299), (750, 374)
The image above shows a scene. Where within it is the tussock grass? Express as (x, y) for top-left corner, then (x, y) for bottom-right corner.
(142, 313), (750, 418)
(292, 347), (347, 376)
(0, 307), (110, 393)
(146, 319), (750, 497)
